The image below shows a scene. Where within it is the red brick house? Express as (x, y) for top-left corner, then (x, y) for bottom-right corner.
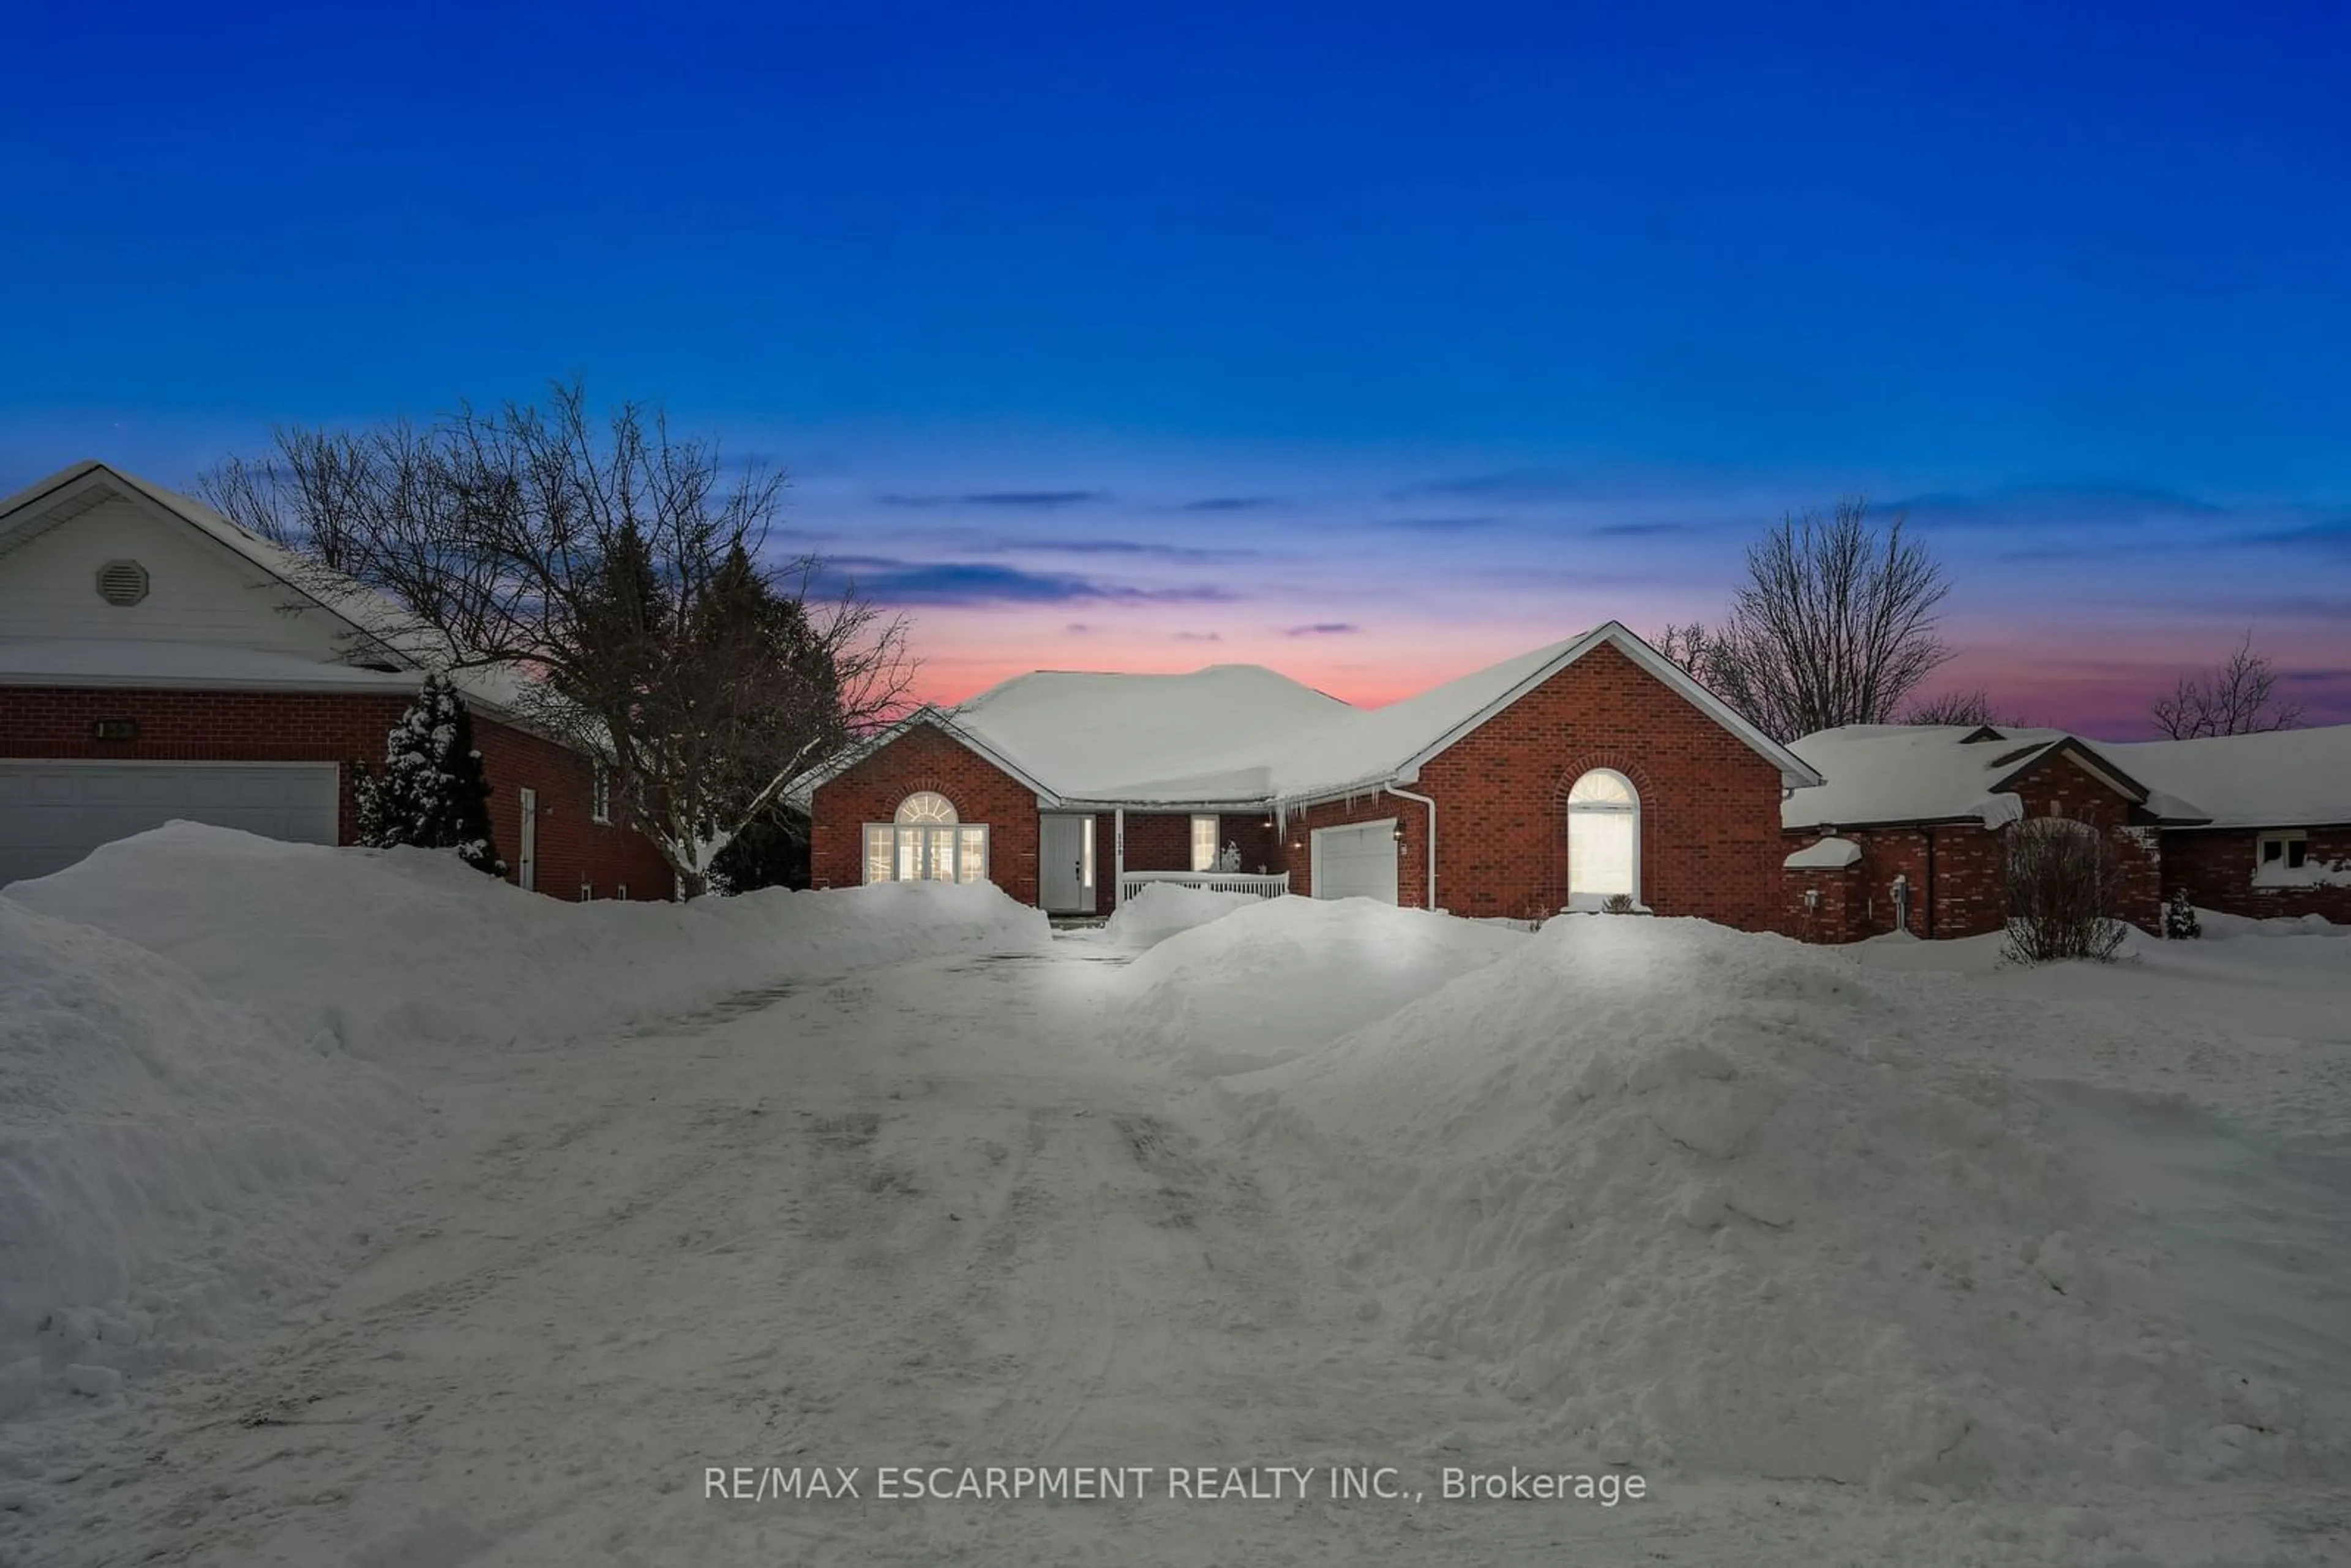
(0, 460), (673, 897)
(1782, 722), (2351, 940)
(795, 623), (1827, 929)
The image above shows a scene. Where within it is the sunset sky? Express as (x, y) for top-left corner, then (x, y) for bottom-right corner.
(4, 1), (2344, 735)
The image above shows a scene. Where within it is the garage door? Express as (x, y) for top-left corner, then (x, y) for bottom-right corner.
(1312, 818), (1399, 904)
(0, 761), (340, 887)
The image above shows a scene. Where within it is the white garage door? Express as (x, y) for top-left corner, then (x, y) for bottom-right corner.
(0, 761), (339, 887)
(1312, 818), (1399, 904)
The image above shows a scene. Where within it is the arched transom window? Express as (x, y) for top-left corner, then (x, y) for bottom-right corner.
(1566, 768), (1639, 908)
(865, 792), (989, 885)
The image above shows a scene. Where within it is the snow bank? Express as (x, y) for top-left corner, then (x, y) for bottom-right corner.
(0, 899), (408, 1412)
(8, 823), (1052, 1060)
(1098, 883), (1265, 948)
(1228, 916), (2324, 1492)
(2198, 908), (2346, 940)
(1110, 897), (1526, 1075)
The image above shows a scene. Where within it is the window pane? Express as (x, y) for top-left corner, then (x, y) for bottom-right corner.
(2287, 839), (2308, 869)
(926, 826), (956, 880)
(896, 792), (958, 825)
(864, 825), (893, 885)
(2262, 838), (2283, 863)
(897, 826), (920, 881)
(1192, 815), (1218, 872)
(1570, 812), (1635, 897)
(957, 827), (986, 884)
(1568, 770), (1634, 806)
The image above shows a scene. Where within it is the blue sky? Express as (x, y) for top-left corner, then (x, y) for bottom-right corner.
(3, 1), (2345, 732)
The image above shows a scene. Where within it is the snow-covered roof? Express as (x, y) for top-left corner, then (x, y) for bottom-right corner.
(1782, 725), (2148, 830)
(1785, 721), (2351, 833)
(952, 664), (1350, 801)
(0, 638), (423, 691)
(794, 623), (1824, 809)
(2099, 726), (2351, 830)
(1784, 836), (1863, 869)
(0, 460), (552, 730)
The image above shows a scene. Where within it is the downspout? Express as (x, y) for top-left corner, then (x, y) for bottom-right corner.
(1113, 806), (1125, 910)
(1924, 828), (1938, 939)
(1384, 785), (1439, 911)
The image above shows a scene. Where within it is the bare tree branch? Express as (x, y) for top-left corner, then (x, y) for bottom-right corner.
(1659, 498), (1954, 742)
(200, 380), (918, 897)
(2148, 632), (2304, 739)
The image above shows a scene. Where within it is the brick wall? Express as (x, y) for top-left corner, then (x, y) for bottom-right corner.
(808, 721), (1043, 905)
(1783, 861), (1863, 943)
(1414, 642), (1787, 929)
(0, 685), (670, 899)
(1781, 750), (2172, 943)
(2162, 824), (2351, 923)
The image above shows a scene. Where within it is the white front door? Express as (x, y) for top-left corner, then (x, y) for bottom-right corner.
(517, 787), (538, 891)
(1038, 813), (1093, 912)
(1311, 819), (1399, 904)
(0, 760), (339, 887)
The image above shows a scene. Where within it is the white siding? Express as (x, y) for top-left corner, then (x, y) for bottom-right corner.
(0, 495), (347, 659)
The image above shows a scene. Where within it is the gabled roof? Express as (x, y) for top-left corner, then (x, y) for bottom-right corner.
(2101, 726), (2351, 830)
(1782, 724), (2171, 831)
(793, 621), (1824, 809)
(1785, 719), (2351, 834)
(0, 459), (541, 721)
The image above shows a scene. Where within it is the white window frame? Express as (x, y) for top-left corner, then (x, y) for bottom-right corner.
(1565, 768), (1641, 910)
(863, 793), (991, 886)
(590, 763), (612, 824)
(2258, 830), (2308, 870)
(1190, 814), (1220, 873)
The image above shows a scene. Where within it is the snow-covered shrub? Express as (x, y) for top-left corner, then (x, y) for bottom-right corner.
(2163, 886), (2202, 940)
(1601, 892), (1637, 914)
(354, 673), (506, 876)
(2002, 817), (2126, 964)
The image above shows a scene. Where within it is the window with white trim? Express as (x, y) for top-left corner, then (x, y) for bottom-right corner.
(1190, 815), (1220, 872)
(2258, 830), (2308, 871)
(590, 763), (612, 824)
(863, 792), (991, 885)
(1566, 768), (1639, 906)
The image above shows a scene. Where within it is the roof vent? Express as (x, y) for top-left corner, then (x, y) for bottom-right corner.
(95, 559), (150, 607)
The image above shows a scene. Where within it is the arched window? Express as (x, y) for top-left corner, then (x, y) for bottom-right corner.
(1566, 768), (1639, 908)
(864, 792), (989, 885)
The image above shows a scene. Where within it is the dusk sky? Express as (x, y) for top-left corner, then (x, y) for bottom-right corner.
(4, 1), (2345, 735)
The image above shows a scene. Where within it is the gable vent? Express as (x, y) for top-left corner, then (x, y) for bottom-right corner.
(95, 559), (151, 607)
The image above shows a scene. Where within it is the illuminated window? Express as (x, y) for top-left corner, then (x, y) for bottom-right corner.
(1566, 769), (1638, 907)
(864, 793), (990, 885)
(1190, 815), (1220, 872)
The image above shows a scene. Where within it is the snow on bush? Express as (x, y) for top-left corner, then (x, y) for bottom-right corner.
(1111, 896), (1526, 1075)
(8, 823), (1052, 1060)
(1098, 883), (1264, 948)
(1226, 915), (2317, 1492)
(0, 899), (410, 1413)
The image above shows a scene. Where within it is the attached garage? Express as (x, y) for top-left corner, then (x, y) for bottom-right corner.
(1311, 817), (1399, 904)
(0, 760), (339, 886)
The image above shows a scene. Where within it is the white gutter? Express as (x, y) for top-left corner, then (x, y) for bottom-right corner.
(1384, 784), (1439, 912)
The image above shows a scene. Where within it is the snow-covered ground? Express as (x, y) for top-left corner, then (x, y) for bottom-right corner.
(3, 828), (2347, 1565)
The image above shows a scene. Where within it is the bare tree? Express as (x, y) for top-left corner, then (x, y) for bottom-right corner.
(2001, 817), (2128, 964)
(1659, 498), (1953, 741)
(1902, 687), (2010, 727)
(2148, 633), (2304, 739)
(201, 381), (915, 897)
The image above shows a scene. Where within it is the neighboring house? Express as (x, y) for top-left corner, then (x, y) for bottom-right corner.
(0, 460), (673, 897)
(796, 623), (1826, 931)
(1781, 722), (2351, 940)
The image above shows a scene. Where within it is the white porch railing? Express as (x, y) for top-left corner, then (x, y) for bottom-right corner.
(1118, 870), (1290, 903)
